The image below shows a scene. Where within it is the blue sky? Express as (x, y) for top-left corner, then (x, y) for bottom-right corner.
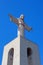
(0, 0), (43, 65)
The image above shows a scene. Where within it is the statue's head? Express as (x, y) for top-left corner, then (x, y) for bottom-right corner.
(20, 14), (24, 20)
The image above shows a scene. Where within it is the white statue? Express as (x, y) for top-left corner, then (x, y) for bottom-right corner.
(8, 14), (32, 36)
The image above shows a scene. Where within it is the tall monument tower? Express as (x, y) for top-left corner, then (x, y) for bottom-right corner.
(2, 14), (40, 65)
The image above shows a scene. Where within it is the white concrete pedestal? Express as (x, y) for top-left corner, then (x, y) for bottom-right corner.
(2, 36), (40, 65)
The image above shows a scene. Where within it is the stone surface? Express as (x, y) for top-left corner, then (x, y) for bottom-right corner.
(2, 36), (40, 65)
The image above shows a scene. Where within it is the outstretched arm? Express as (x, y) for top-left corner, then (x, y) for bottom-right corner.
(24, 23), (32, 31)
(8, 14), (19, 25)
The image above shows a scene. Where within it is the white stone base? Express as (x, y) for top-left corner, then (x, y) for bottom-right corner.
(2, 36), (40, 65)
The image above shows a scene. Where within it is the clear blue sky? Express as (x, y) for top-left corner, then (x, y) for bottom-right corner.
(0, 0), (43, 65)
